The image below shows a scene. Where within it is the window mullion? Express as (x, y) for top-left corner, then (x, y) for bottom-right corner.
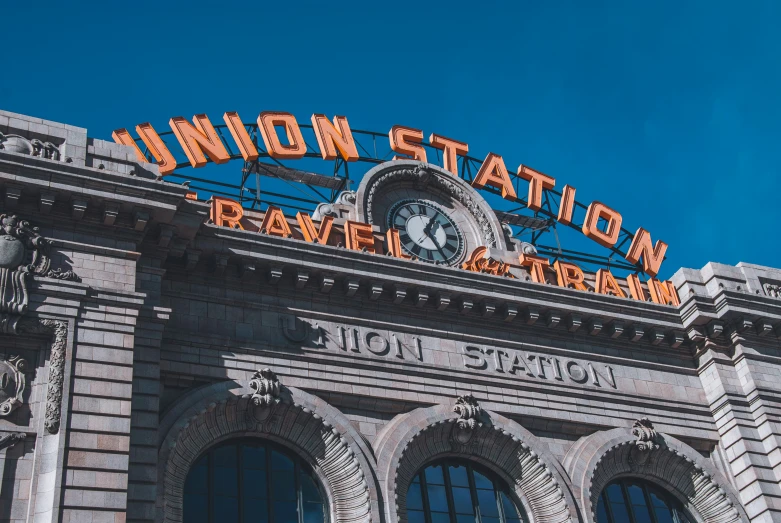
(467, 464), (482, 523)
(238, 445), (244, 523)
(295, 458), (303, 523)
(621, 483), (637, 523)
(420, 471), (433, 523)
(267, 446), (274, 523)
(442, 464), (457, 523)
(642, 484), (661, 523)
(208, 452), (214, 523)
(601, 492), (617, 523)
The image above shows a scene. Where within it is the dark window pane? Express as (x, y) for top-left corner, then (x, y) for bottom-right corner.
(457, 515), (477, 523)
(301, 474), (323, 503)
(453, 486), (474, 514)
(214, 445), (238, 467)
(449, 464), (469, 487)
(427, 483), (449, 512)
(632, 504), (653, 523)
(303, 503), (325, 523)
(477, 489), (499, 517)
(243, 445), (266, 470)
(431, 512), (451, 523)
(501, 492), (520, 520)
(272, 450), (295, 470)
(243, 468), (268, 499)
(183, 492), (208, 523)
(214, 495), (239, 523)
(609, 500), (631, 523)
(274, 500), (298, 523)
(185, 462), (208, 494)
(214, 466), (238, 496)
(650, 491), (669, 509)
(482, 517), (501, 523)
(627, 484), (646, 506)
(425, 465), (446, 485)
(473, 470), (493, 491)
(653, 505), (674, 523)
(272, 470), (297, 501)
(605, 484), (624, 504)
(243, 497), (269, 523)
(408, 509), (426, 523)
(407, 480), (424, 510)
(597, 495), (609, 523)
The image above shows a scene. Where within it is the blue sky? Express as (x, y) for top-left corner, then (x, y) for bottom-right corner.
(3, 1), (780, 278)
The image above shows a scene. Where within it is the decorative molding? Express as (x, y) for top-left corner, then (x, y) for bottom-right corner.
(17, 317), (67, 434)
(248, 368), (281, 408)
(0, 356), (27, 417)
(564, 427), (747, 523)
(0, 133), (60, 160)
(42, 268), (81, 282)
(158, 379), (379, 523)
(374, 404), (576, 523)
(452, 394), (482, 431)
(0, 431), (25, 452)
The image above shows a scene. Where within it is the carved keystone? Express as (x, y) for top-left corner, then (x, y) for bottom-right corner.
(249, 368), (281, 408)
(632, 417), (662, 451)
(453, 394), (482, 431)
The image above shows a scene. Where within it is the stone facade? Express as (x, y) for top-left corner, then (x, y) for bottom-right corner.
(0, 109), (779, 523)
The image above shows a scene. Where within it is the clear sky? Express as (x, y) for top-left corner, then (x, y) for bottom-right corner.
(3, 0), (780, 278)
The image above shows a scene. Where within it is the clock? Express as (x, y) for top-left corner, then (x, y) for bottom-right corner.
(386, 199), (465, 263)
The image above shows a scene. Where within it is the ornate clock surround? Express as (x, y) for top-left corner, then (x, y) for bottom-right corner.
(355, 160), (508, 266)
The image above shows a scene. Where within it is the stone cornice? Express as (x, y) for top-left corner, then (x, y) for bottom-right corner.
(185, 223), (689, 349)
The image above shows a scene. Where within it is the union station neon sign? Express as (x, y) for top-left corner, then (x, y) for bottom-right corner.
(112, 112), (679, 307)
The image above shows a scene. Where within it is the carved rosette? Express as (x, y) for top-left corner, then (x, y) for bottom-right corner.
(0, 356), (27, 416)
(249, 368), (281, 408)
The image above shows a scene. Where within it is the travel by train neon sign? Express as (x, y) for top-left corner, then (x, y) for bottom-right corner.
(112, 111), (679, 306)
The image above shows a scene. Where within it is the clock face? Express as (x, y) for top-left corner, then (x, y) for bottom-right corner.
(386, 199), (464, 263)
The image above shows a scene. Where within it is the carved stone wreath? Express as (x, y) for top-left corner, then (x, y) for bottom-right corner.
(356, 161), (506, 251)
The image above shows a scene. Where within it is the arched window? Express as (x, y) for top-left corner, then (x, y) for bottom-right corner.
(406, 459), (527, 523)
(597, 478), (693, 523)
(183, 439), (328, 523)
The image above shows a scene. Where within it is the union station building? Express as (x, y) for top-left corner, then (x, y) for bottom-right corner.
(0, 109), (779, 523)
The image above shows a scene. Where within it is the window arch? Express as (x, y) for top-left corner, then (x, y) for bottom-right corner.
(406, 459), (527, 523)
(183, 439), (328, 523)
(597, 478), (693, 523)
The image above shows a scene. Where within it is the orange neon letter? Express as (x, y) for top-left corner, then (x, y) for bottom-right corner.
(345, 221), (376, 253)
(311, 114), (359, 161)
(517, 165), (555, 211)
(626, 274), (648, 301)
(472, 153), (517, 200)
(554, 261), (588, 291)
(223, 112), (259, 161)
(210, 197), (244, 229)
(169, 114), (231, 168)
(135, 123), (177, 176)
(557, 185), (576, 225)
(429, 133), (468, 176)
(519, 253), (550, 283)
(260, 206), (292, 237)
(257, 112), (307, 159)
(582, 202), (622, 248)
(648, 278), (680, 306)
(111, 129), (147, 163)
(296, 212), (334, 244)
(389, 126), (427, 162)
(625, 228), (668, 278)
(595, 269), (626, 298)
(386, 228), (411, 259)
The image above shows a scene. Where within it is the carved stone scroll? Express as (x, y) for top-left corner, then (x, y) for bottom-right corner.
(0, 356), (27, 417)
(17, 318), (67, 434)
